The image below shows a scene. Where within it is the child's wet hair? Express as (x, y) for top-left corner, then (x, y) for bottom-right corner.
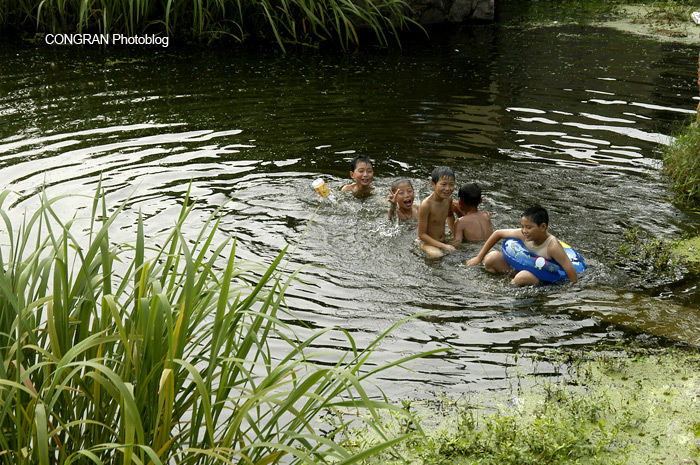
(391, 179), (413, 192)
(431, 166), (455, 183)
(350, 155), (373, 171)
(522, 206), (549, 226)
(458, 183), (481, 206)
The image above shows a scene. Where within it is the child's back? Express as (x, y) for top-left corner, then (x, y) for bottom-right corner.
(453, 183), (493, 242)
(455, 210), (492, 242)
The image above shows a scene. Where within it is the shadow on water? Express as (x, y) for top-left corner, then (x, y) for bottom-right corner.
(1, 21), (699, 397)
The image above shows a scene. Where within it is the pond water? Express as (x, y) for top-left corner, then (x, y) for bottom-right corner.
(1, 21), (699, 399)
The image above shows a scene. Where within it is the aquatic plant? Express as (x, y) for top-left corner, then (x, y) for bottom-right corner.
(613, 226), (685, 288)
(347, 348), (700, 465)
(0, 0), (421, 50)
(615, 226), (678, 271)
(342, 365), (624, 464)
(0, 185), (436, 464)
(673, 234), (700, 269)
(663, 120), (700, 208)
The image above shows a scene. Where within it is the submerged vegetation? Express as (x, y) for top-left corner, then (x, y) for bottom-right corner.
(0, 186), (438, 464)
(613, 226), (687, 288)
(348, 348), (700, 465)
(615, 226), (679, 272)
(673, 235), (700, 268)
(0, 0), (420, 50)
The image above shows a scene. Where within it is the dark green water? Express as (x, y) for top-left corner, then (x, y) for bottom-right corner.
(1, 23), (699, 397)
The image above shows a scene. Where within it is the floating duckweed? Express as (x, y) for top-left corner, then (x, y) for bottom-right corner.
(345, 348), (700, 465)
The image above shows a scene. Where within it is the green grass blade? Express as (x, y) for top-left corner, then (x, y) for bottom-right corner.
(34, 403), (50, 465)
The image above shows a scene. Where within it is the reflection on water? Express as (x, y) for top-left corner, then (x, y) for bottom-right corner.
(1, 23), (699, 398)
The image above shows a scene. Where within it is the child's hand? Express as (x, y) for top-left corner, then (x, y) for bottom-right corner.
(387, 188), (398, 205)
(442, 244), (456, 253)
(466, 256), (481, 266)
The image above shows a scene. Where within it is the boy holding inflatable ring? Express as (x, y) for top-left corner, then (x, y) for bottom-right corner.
(466, 206), (578, 286)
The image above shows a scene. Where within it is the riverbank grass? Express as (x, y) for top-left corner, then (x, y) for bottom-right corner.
(663, 121), (700, 208)
(347, 348), (700, 465)
(0, 0), (420, 50)
(0, 186), (436, 464)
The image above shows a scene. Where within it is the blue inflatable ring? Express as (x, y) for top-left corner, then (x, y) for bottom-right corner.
(502, 238), (587, 282)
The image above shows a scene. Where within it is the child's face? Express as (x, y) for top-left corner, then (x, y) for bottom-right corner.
(392, 183), (415, 210)
(430, 176), (455, 200)
(520, 216), (547, 242)
(350, 162), (374, 189)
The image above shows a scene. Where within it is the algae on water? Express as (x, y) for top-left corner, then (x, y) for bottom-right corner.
(673, 236), (700, 267)
(347, 349), (700, 465)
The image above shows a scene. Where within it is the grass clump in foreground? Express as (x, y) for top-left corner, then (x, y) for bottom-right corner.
(345, 348), (700, 465)
(0, 186), (439, 464)
(663, 120), (700, 208)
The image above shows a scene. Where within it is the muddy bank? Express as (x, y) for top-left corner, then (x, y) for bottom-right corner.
(598, 4), (700, 45)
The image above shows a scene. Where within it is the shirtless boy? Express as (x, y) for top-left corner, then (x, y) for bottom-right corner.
(341, 155), (374, 197)
(417, 167), (456, 258)
(453, 183), (493, 243)
(466, 206), (578, 286)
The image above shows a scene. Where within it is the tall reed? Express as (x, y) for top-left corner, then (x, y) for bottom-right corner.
(0, 185), (440, 464)
(0, 0), (421, 50)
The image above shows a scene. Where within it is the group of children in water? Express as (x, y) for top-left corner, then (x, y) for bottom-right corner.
(339, 155), (578, 286)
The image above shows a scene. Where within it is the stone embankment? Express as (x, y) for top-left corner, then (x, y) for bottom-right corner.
(407, 0), (494, 25)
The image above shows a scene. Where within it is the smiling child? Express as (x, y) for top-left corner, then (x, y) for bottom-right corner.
(341, 155), (375, 197)
(417, 166), (457, 258)
(466, 206), (578, 286)
(387, 179), (418, 220)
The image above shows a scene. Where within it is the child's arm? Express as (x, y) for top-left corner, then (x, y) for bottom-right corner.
(418, 202), (456, 252)
(452, 218), (464, 245)
(447, 202), (456, 235)
(548, 241), (578, 283)
(452, 200), (463, 218)
(466, 228), (521, 266)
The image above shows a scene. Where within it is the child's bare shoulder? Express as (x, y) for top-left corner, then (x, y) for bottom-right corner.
(420, 193), (437, 208)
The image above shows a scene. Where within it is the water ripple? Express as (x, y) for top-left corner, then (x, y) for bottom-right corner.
(0, 26), (698, 397)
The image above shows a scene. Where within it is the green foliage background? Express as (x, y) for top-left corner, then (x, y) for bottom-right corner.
(0, 0), (420, 49)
